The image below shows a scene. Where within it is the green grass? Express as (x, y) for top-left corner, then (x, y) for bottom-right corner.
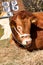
(0, 25), (4, 38)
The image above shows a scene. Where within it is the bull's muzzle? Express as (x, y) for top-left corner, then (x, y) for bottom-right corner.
(22, 38), (32, 47)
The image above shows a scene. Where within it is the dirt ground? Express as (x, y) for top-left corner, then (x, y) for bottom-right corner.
(0, 39), (43, 65)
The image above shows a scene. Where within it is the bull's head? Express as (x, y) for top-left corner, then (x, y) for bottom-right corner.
(9, 11), (37, 47)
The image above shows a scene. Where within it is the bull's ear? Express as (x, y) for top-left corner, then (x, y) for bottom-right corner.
(31, 17), (37, 23)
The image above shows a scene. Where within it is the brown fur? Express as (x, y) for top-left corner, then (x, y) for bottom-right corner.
(9, 11), (43, 51)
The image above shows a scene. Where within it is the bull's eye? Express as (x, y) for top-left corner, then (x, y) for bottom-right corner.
(17, 26), (22, 32)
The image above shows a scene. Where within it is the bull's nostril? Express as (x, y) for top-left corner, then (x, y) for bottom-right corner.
(26, 41), (30, 44)
(26, 41), (31, 47)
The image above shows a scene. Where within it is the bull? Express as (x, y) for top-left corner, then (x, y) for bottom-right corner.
(9, 11), (43, 51)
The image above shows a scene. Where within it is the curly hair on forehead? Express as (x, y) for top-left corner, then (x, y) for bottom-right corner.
(10, 10), (35, 20)
(17, 10), (34, 19)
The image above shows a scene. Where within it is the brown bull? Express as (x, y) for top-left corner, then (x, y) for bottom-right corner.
(9, 11), (43, 51)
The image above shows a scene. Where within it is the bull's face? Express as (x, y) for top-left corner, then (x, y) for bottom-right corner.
(10, 11), (37, 47)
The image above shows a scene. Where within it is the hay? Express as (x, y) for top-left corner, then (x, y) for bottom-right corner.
(0, 39), (43, 65)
